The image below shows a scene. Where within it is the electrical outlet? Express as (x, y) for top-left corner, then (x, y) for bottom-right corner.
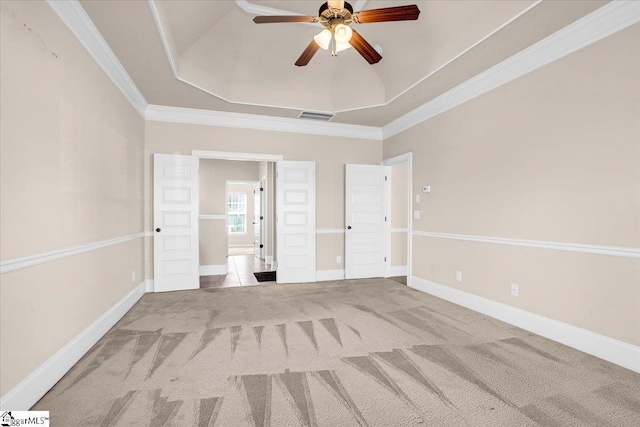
(456, 271), (462, 282)
(131, 270), (136, 283)
(511, 283), (519, 297)
(336, 256), (342, 264)
(414, 210), (421, 220)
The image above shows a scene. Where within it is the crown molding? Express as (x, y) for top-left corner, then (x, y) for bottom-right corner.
(145, 105), (383, 140)
(47, 0), (148, 117)
(383, 0), (640, 140)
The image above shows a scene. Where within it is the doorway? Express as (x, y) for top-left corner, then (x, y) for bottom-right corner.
(383, 153), (413, 287)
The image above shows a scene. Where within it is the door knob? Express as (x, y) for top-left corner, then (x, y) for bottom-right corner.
(347, 226), (352, 230)
(156, 228), (161, 232)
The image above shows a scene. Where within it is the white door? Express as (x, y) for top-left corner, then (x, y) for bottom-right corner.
(345, 164), (389, 279)
(253, 181), (264, 259)
(153, 154), (199, 292)
(276, 161), (316, 283)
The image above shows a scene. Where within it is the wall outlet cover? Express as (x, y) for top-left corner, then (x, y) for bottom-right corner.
(413, 210), (421, 220)
(511, 283), (519, 297)
(336, 256), (342, 264)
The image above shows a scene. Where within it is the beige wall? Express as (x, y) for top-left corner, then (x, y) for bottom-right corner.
(390, 161), (409, 267)
(0, 1), (145, 395)
(384, 24), (640, 346)
(145, 122), (382, 275)
(198, 160), (259, 266)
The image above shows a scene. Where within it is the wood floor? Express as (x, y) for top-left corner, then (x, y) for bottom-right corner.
(200, 254), (274, 288)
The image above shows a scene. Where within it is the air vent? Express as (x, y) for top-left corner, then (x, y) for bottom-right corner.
(298, 111), (335, 121)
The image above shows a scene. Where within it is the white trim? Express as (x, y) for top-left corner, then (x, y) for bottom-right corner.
(46, 0), (147, 117)
(0, 233), (147, 274)
(383, 1), (640, 139)
(391, 228), (408, 233)
(199, 215), (226, 220)
(146, 105), (383, 141)
(410, 276), (640, 373)
(383, 152), (413, 287)
(316, 229), (345, 234)
(317, 269), (345, 282)
(390, 265), (408, 277)
(145, 279), (154, 293)
(0, 281), (147, 411)
(381, 152), (412, 166)
(228, 244), (254, 248)
(199, 264), (228, 276)
(193, 150), (283, 162)
(333, 1), (543, 115)
(414, 231), (640, 259)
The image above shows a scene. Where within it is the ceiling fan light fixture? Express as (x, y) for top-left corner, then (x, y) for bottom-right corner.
(334, 23), (353, 43)
(314, 29), (332, 50)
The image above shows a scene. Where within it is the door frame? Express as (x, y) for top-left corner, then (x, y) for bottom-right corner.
(382, 152), (413, 287)
(192, 150), (284, 269)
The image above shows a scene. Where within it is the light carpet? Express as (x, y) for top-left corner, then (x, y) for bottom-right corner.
(34, 279), (640, 426)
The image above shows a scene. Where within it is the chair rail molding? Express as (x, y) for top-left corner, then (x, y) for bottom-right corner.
(414, 231), (640, 259)
(0, 232), (148, 274)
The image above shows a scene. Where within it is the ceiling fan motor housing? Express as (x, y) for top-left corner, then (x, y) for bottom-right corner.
(319, 1), (354, 28)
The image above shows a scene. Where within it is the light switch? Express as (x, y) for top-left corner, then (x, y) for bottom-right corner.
(413, 210), (421, 220)
(415, 194), (420, 203)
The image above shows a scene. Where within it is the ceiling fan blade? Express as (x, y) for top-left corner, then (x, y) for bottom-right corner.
(349, 29), (382, 64)
(353, 5), (420, 24)
(253, 15), (318, 24)
(295, 40), (321, 67)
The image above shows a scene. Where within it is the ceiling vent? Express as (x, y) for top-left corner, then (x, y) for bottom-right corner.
(298, 111), (335, 122)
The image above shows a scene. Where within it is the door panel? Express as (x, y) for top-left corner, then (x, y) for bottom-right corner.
(153, 154), (199, 292)
(276, 161), (316, 283)
(345, 164), (389, 279)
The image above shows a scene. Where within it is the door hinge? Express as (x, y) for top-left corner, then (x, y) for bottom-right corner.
(385, 176), (388, 181)
(384, 257), (387, 262)
(385, 216), (387, 222)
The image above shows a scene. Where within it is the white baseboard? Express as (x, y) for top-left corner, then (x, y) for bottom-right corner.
(266, 256), (273, 265)
(410, 276), (640, 373)
(145, 279), (154, 293)
(317, 269), (345, 281)
(0, 281), (147, 410)
(199, 264), (227, 276)
(389, 265), (408, 277)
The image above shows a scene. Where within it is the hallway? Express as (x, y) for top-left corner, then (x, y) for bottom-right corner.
(200, 254), (273, 288)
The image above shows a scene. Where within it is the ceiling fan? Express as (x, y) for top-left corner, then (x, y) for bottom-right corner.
(253, 1), (420, 66)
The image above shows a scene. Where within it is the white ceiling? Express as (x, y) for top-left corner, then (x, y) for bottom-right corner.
(79, 0), (609, 126)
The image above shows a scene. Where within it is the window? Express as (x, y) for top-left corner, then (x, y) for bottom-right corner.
(228, 192), (247, 234)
